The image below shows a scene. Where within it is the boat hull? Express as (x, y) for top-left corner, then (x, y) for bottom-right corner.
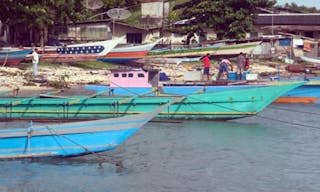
(0, 128), (138, 158)
(97, 41), (159, 63)
(0, 49), (32, 66)
(0, 83), (303, 120)
(36, 38), (123, 63)
(0, 101), (169, 159)
(273, 84), (320, 104)
(86, 82), (320, 104)
(147, 41), (261, 57)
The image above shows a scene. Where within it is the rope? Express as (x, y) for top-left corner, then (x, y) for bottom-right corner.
(255, 114), (320, 130)
(109, 80), (142, 96)
(185, 95), (320, 129)
(268, 105), (320, 116)
(45, 125), (124, 170)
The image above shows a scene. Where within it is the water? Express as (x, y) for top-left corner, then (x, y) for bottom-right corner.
(0, 104), (320, 192)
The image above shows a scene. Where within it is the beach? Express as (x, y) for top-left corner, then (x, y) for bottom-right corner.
(0, 59), (283, 94)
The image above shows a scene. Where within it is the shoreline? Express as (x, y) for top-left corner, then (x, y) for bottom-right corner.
(0, 59), (296, 93)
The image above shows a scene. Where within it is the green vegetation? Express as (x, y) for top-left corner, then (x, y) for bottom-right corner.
(279, 2), (320, 13)
(170, 0), (275, 42)
(1, 0), (320, 46)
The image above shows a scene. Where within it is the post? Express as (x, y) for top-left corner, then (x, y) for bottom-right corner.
(27, 120), (33, 153)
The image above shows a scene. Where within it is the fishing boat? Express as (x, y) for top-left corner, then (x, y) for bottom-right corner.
(0, 100), (172, 159)
(0, 48), (32, 66)
(0, 82), (303, 120)
(96, 40), (160, 63)
(35, 37), (124, 63)
(86, 68), (320, 104)
(147, 41), (261, 58)
(272, 78), (320, 104)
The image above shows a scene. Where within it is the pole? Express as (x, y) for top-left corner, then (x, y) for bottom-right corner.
(113, 18), (115, 39)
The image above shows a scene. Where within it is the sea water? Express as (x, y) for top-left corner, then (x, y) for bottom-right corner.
(0, 104), (320, 192)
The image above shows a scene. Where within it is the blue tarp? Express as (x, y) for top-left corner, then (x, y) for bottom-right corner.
(279, 39), (291, 46)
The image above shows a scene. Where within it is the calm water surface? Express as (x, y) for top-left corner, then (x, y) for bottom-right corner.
(0, 104), (320, 192)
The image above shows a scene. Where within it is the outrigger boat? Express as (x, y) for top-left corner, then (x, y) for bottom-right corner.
(147, 41), (261, 58)
(0, 82), (303, 120)
(34, 37), (124, 63)
(0, 48), (32, 66)
(97, 40), (159, 63)
(0, 99), (173, 159)
(85, 68), (319, 104)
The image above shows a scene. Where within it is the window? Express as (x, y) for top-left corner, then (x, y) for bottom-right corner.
(128, 73), (134, 78)
(127, 33), (142, 44)
(138, 73), (145, 78)
(122, 73), (127, 77)
(114, 73), (119, 77)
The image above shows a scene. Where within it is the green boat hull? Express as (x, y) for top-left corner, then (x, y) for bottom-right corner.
(0, 82), (303, 120)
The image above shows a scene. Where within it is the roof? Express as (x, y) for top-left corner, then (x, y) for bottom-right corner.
(256, 14), (320, 25)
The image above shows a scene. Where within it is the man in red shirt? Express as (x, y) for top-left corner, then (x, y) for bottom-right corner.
(201, 53), (211, 81)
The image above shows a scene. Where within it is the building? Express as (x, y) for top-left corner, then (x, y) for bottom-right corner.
(254, 13), (320, 39)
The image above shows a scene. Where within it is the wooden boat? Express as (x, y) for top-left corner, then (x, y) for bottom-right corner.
(96, 40), (159, 63)
(88, 83), (320, 104)
(273, 79), (320, 104)
(0, 82), (303, 120)
(35, 37), (123, 63)
(0, 101), (172, 159)
(86, 69), (319, 104)
(0, 48), (32, 66)
(147, 41), (261, 58)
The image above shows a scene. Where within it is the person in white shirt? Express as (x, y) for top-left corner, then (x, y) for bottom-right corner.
(32, 48), (39, 77)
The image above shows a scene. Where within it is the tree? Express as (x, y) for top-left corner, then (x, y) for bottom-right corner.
(280, 3), (320, 13)
(0, 0), (87, 46)
(171, 0), (275, 42)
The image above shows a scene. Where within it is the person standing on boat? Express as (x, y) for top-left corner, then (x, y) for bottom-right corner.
(217, 58), (233, 80)
(32, 48), (39, 77)
(201, 53), (211, 81)
(236, 52), (246, 80)
(244, 57), (250, 71)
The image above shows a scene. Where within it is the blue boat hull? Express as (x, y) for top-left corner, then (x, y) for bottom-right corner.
(0, 100), (172, 159)
(0, 128), (138, 158)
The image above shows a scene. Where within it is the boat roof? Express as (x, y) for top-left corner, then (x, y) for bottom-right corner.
(110, 68), (159, 73)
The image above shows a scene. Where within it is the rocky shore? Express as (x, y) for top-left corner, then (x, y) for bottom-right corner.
(0, 59), (285, 94)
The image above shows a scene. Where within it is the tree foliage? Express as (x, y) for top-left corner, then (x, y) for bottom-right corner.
(279, 3), (320, 13)
(0, 0), (86, 30)
(171, 0), (275, 41)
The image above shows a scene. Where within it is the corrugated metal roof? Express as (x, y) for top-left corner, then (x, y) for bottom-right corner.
(256, 14), (320, 25)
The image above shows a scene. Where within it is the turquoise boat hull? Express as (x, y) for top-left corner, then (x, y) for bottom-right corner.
(86, 81), (320, 104)
(0, 83), (303, 120)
